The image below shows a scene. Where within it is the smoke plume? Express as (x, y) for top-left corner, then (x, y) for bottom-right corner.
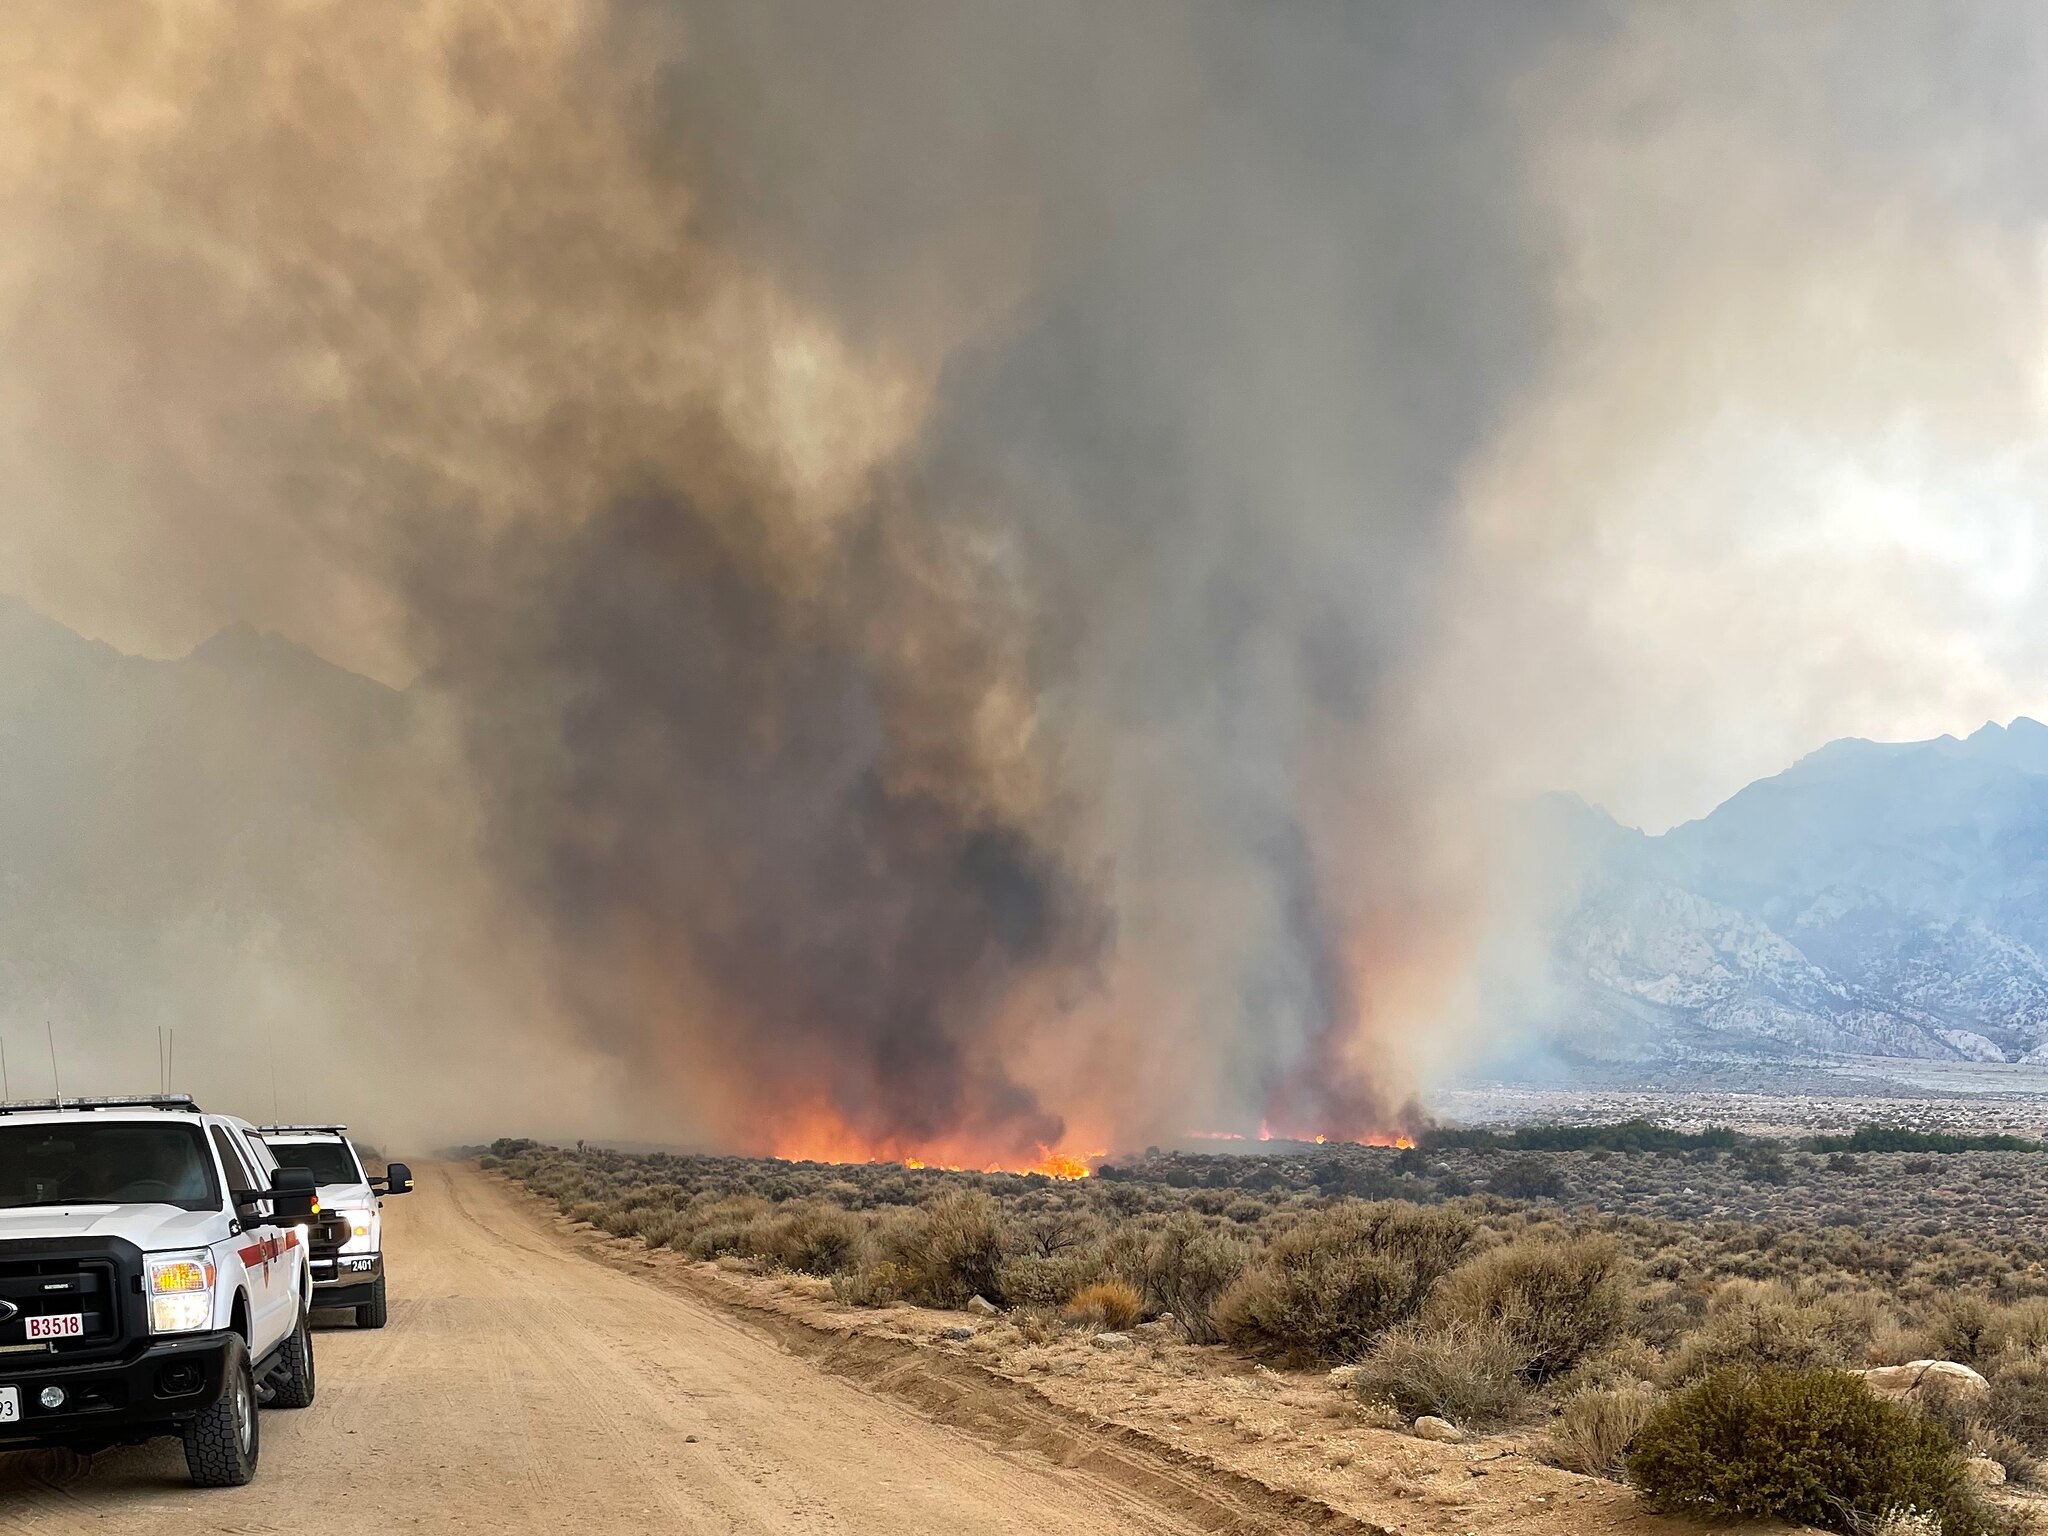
(4, 2), (2048, 1153)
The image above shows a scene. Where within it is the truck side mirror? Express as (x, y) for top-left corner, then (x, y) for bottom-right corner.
(270, 1166), (317, 1222)
(379, 1161), (413, 1196)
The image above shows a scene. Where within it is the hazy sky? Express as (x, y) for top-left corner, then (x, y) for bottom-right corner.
(1, 1), (2046, 1150)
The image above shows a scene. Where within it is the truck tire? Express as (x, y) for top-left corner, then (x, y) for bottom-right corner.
(269, 1306), (316, 1408)
(183, 1336), (259, 1487)
(356, 1275), (387, 1330)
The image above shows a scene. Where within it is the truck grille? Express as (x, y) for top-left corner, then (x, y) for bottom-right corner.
(308, 1212), (351, 1282)
(0, 1240), (142, 1364)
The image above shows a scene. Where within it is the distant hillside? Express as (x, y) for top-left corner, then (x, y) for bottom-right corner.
(0, 597), (478, 1112)
(1530, 718), (2048, 1069)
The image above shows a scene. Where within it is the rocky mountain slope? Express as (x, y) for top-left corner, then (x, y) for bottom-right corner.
(1535, 718), (2048, 1066)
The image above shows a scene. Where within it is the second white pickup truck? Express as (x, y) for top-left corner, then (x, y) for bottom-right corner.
(253, 1124), (410, 1329)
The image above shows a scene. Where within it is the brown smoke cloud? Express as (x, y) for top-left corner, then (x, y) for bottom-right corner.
(4, 2), (2048, 1153)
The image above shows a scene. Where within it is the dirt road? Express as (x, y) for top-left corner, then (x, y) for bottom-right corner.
(0, 1162), (1329, 1536)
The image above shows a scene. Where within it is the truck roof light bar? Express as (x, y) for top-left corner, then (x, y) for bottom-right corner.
(0, 1094), (203, 1115)
(255, 1124), (349, 1135)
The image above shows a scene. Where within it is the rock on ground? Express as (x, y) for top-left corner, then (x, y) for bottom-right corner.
(1091, 1332), (1134, 1351)
(1857, 1360), (1990, 1400)
(1412, 1416), (1465, 1444)
(966, 1296), (1000, 1317)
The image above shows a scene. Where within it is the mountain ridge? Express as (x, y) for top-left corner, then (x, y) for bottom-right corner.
(1534, 714), (2048, 1070)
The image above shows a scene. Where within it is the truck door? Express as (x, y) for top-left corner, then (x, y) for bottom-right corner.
(210, 1125), (292, 1350)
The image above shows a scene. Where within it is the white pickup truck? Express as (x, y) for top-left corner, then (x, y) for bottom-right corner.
(253, 1124), (410, 1328)
(0, 1095), (319, 1486)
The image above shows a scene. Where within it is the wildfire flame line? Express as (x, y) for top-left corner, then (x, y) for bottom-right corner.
(762, 1116), (1104, 1180)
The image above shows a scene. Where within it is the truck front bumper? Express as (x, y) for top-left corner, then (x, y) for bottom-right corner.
(311, 1252), (382, 1309)
(0, 1331), (233, 1450)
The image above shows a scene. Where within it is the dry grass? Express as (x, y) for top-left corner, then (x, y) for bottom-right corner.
(1065, 1279), (1143, 1330)
(1547, 1384), (1658, 1477)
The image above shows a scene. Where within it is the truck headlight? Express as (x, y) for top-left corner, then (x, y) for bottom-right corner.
(338, 1207), (379, 1256)
(147, 1251), (217, 1335)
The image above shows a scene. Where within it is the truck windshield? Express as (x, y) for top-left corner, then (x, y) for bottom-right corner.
(0, 1122), (220, 1211)
(258, 1139), (360, 1185)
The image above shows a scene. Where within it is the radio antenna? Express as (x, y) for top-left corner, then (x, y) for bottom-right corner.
(1, 1036), (9, 1100)
(46, 1021), (60, 1105)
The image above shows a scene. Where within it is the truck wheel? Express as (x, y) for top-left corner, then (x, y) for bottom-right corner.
(270, 1306), (316, 1408)
(183, 1336), (259, 1487)
(356, 1275), (387, 1330)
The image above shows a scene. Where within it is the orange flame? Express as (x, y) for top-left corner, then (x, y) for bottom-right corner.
(756, 1104), (1102, 1180)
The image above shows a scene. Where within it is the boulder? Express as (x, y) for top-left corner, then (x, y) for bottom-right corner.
(1412, 1415), (1466, 1444)
(1858, 1360), (1990, 1401)
(1964, 1457), (2007, 1486)
(939, 1325), (976, 1342)
(965, 1295), (1000, 1317)
(1091, 1331), (1134, 1351)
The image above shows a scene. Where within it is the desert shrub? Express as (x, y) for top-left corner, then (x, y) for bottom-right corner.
(1984, 1298), (2048, 1362)
(635, 1213), (684, 1249)
(1627, 1367), (1991, 1536)
(1925, 1295), (1998, 1366)
(1012, 1306), (1066, 1345)
(997, 1252), (1102, 1309)
(831, 1260), (909, 1308)
(1145, 1217), (1249, 1344)
(1986, 1350), (2048, 1461)
(1551, 1335), (1664, 1397)
(1665, 1279), (1880, 1382)
(598, 1203), (655, 1238)
(1015, 1208), (1103, 1259)
(1095, 1224), (1152, 1291)
(875, 1190), (1008, 1308)
(1216, 1201), (1477, 1363)
(753, 1202), (864, 1276)
(682, 1196), (776, 1260)
(1735, 1146), (1792, 1185)
(1351, 1318), (1530, 1428)
(1489, 1155), (1566, 1200)
(1428, 1233), (1632, 1381)
(1548, 1385), (1659, 1478)
(1973, 1425), (2041, 1489)
(1066, 1279), (1143, 1330)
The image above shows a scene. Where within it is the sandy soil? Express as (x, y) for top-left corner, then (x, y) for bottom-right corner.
(0, 1162), (1406, 1534)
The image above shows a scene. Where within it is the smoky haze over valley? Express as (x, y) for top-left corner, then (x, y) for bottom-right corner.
(3, 3), (2048, 1155)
